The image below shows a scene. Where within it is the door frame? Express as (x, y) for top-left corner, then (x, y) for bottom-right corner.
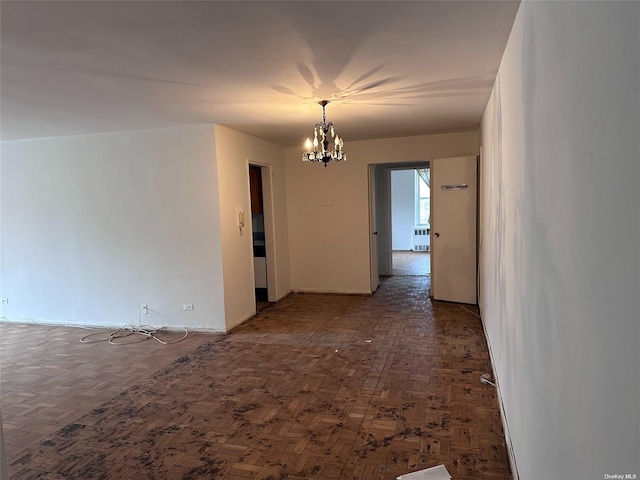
(368, 165), (380, 293)
(370, 161), (430, 280)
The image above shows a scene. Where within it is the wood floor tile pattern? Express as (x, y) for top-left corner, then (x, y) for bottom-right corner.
(391, 252), (430, 276)
(0, 325), (215, 463)
(2, 277), (511, 479)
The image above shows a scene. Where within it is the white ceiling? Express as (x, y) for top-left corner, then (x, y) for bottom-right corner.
(0, 1), (520, 146)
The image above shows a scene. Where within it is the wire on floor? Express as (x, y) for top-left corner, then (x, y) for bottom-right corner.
(80, 309), (188, 345)
(480, 373), (496, 387)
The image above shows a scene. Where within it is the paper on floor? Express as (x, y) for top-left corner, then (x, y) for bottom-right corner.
(396, 464), (451, 480)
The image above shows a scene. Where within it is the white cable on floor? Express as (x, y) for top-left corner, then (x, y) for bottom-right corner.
(80, 309), (188, 345)
(480, 373), (497, 387)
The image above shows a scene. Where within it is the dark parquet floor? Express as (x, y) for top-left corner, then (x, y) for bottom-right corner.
(1, 276), (511, 479)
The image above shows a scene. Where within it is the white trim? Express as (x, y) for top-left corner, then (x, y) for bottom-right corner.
(0, 318), (227, 334)
(291, 289), (371, 296)
(478, 308), (520, 480)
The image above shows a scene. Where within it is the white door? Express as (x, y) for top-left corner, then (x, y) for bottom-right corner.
(369, 164), (380, 292)
(431, 156), (477, 304)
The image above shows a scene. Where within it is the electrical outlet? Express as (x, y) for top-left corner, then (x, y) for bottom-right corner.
(141, 304), (148, 315)
(183, 303), (194, 311)
(1, 298), (8, 304)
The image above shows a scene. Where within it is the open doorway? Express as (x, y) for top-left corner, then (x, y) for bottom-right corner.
(249, 164), (272, 312)
(390, 167), (431, 276)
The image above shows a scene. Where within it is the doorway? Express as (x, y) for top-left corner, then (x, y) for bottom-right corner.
(370, 158), (477, 303)
(249, 164), (271, 311)
(369, 161), (430, 291)
(390, 167), (431, 277)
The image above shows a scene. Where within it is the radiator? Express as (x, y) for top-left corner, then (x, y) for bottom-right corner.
(412, 227), (430, 252)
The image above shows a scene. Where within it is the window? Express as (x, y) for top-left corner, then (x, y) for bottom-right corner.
(415, 169), (430, 226)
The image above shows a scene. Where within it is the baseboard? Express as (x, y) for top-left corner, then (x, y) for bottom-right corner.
(163, 326), (225, 334)
(226, 311), (259, 334)
(269, 289), (294, 304)
(0, 318), (226, 334)
(477, 309), (520, 480)
(0, 317), (129, 330)
(291, 288), (371, 296)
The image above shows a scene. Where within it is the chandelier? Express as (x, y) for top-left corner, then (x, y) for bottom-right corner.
(302, 100), (346, 167)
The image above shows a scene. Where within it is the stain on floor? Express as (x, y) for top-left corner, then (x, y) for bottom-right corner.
(5, 276), (511, 479)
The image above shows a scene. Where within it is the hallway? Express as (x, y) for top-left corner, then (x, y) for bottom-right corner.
(2, 276), (511, 479)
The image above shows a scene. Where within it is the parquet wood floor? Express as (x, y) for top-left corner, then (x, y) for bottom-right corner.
(0, 324), (215, 464)
(1, 276), (511, 479)
(391, 252), (430, 276)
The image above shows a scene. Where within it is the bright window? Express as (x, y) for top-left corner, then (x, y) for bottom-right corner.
(415, 169), (430, 226)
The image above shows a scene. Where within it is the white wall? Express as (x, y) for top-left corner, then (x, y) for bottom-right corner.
(479, 2), (639, 479)
(214, 125), (289, 330)
(285, 132), (477, 294)
(0, 125), (227, 331)
(391, 169), (415, 250)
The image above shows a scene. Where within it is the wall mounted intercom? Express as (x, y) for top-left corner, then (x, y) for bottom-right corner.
(236, 208), (245, 235)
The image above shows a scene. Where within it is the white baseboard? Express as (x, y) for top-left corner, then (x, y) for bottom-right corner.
(0, 317), (128, 330)
(291, 288), (371, 296)
(477, 310), (520, 480)
(0, 317), (226, 334)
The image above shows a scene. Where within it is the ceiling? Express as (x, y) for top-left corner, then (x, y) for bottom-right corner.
(0, 1), (520, 146)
